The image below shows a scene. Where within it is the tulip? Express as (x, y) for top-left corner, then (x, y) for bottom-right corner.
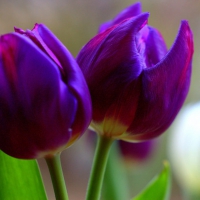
(77, 4), (193, 142)
(118, 140), (154, 162)
(0, 24), (92, 159)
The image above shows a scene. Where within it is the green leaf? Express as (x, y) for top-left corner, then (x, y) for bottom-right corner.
(0, 151), (47, 200)
(132, 161), (171, 200)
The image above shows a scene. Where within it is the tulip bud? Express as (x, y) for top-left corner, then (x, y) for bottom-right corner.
(118, 140), (154, 163)
(0, 24), (92, 159)
(77, 3), (193, 142)
(168, 103), (200, 198)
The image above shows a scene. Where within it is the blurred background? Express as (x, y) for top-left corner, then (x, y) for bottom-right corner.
(0, 0), (199, 199)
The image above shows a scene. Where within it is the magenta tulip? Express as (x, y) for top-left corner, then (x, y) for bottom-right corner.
(0, 24), (92, 159)
(77, 3), (193, 142)
(118, 140), (154, 162)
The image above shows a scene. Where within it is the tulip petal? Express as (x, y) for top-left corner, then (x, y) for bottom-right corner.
(0, 33), (78, 158)
(144, 27), (168, 66)
(127, 20), (193, 141)
(119, 140), (153, 161)
(99, 2), (142, 33)
(78, 13), (149, 127)
(23, 24), (92, 142)
(136, 26), (168, 68)
(14, 26), (63, 71)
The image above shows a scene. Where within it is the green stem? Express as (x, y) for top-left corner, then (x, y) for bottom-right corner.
(103, 142), (130, 200)
(45, 154), (69, 200)
(86, 135), (113, 200)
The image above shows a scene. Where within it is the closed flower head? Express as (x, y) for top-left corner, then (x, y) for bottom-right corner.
(0, 24), (92, 159)
(77, 2), (193, 142)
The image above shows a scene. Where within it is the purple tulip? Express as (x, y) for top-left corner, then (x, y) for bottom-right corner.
(118, 140), (154, 162)
(77, 3), (193, 142)
(0, 24), (92, 159)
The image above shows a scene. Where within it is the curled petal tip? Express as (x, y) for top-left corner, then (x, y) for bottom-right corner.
(170, 19), (194, 63)
(181, 20), (189, 27)
(140, 12), (150, 27)
(99, 2), (143, 33)
(180, 20), (194, 52)
(118, 12), (149, 33)
(137, 12), (150, 21)
(14, 27), (25, 34)
(115, 2), (143, 21)
(131, 12), (150, 31)
(179, 20), (193, 42)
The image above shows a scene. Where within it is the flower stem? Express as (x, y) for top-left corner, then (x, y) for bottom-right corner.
(103, 142), (130, 200)
(45, 153), (69, 200)
(86, 135), (113, 200)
